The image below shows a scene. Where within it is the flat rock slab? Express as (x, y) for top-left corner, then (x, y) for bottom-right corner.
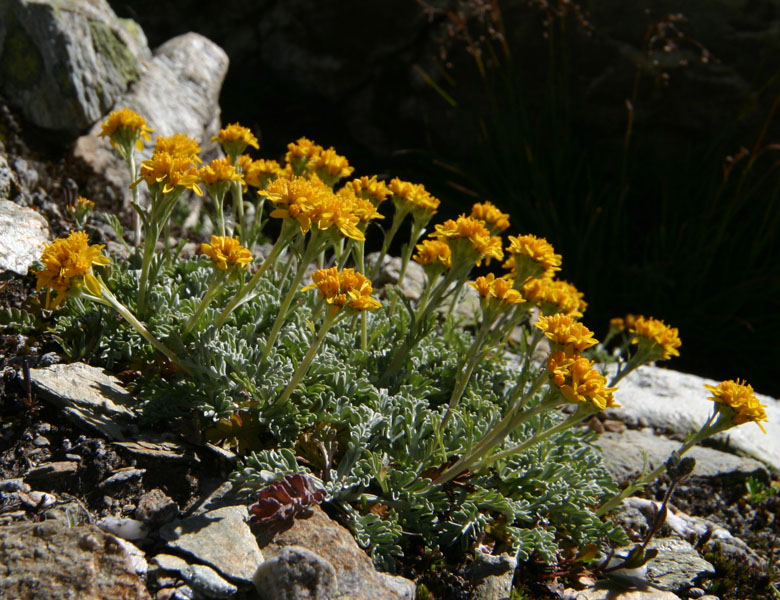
(160, 505), (263, 584)
(0, 198), (49, 275)
(254, 505), (415, 600)
(564, 588), (682, 600)
(644, 537), (715, 592)
(597, 428), (769, 484)
(29, 362), (138, 440)
(606, 365), (780, 471)
(0, 520), (150, 600)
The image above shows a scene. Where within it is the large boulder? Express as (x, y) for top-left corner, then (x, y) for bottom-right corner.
(0, 0), (151, 135)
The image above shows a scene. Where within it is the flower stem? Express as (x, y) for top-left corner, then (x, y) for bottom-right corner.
(182, 270), (229, 336)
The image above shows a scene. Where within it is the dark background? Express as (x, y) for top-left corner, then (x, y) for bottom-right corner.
(107, 0), (780, 396)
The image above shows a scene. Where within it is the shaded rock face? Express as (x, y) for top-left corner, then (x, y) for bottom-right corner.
(0, 520), (151, 600)
(0, 0), (150, 135)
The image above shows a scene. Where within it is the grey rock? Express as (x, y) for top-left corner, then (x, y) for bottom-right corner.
(97, 516), (149, 541)
(0, 520), (151, 599)
(0, 0), (150, 134)
(0, 198), (49, 275)
(135, 488), (179, 525)
(183, 563), (239, 598)
(606, 365), (780, 471)
(597, 428), (769, 485)
(255, 504), (416, 599)
(24, 461), (79, 490)
(469, 551), (516, 600)
(153, 552), (191, 573)
(253, 545), (337, 600)
(562, 587), (682, 600)
(99, 467), (146, 488)
(0, 154), (18, 199)
(643, 537), (715, 593)
(29, 362), (138, 441)
(160, 504), (263, 584)
(0, 478), (29, 493)
(73, 32), (229, 209)
(112, 434), (193, 462)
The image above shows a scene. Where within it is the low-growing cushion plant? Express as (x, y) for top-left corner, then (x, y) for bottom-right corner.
(22, 109), (769, 582)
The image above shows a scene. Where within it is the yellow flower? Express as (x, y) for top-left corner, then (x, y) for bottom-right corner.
(154, 133), (202, 161)
(337, 187), (384, 225)
(521, 278), (585, 317)
(134, 152), (203, 196)
(98, 107), (154, 152)
(504, 234), (562, 281)
(535, 313), (598, 353)
(388, 178), (440, 220)
(704, 379), (768, 433)
(629, 316), (681, 360)
(413, 239), (452, 269)
(610, 314), (639, 332)
(66, 196), (95, 215)
(35, 231), (110, 308)
(307, 147), (354, 186)
(200, 236), (253, 271)
(239, 156), (283, 188)
(470, 201), (510, 233)
(302, 267), (382, 313)
(432, 215), (503, 266)
(470, 273), (525, 308)
(547, 350), (619, 410)
(212, 123), (259, 157)
(198, 157), (244, 199)
(285, 137), (323, 169)
(309, 192), (365, 241)
(343, 176), (390, 206)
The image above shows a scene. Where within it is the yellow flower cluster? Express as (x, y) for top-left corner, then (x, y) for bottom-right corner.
(212, 123), (260, 158)
(336, 187), (384, 225)
(261, 176), (364, 241)
(470, 273), (524, 308)
(388, 178), (440, 220)
(35, 231), (110, 308)
(610, 313), (639, 332)
(504, 234), (562, 281)
(432, 215), (503, 266)
(66, 196), (95, 213)
(535, 313), (598, 353)
(413, 239), (452, 269)
(343, 176), (390, 206)
(705, 379), (768, 432)
(239, 156), (284, 189)
(303, 267), (382, 313)
(134, 152), (203, 196)
(629, 316), (681, 360)
(471, 201), (510, 233)
(284, 137), (353, 185)
(201, 236), (253, 271)
(155, 133), (202, 161)
(521, 278), (586, 317)
(547, 350), (618, 410)
(98, 107), (153, 152)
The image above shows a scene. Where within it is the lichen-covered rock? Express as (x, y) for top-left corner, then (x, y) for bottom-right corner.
(0, 0), (151, 135)
(0, 198), (49, 275)
(0, 520), (151, 600)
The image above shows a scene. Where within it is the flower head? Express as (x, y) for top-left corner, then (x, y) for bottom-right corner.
(610, 314), (639, 332)
(470, 273), (525, 310)
(470, 201), (510, 233)
(134, 152), (203, 196)
(629, 316), (681, 360)
(154, 133), (202, 162)
(34, 231), (110, 308)
(285, 137), (324, 174)
(306, 147), (354, 186)
(522, 278), (586, 317)
(547, 350), (619, 410)
(535, 313), (598, 353)
(432, 215), (503, 266)
(388, 178), (440, 222)
(198, 157), (244, 199)
(212, 123), (259, 158)
(704, 379), (768, 433)
(302, 267), (382, 314)
(239, 156), (283, 189)
(413, 239), (452, 270)
(98, 107), (153, 155)
(337, 187), (384, 225)
(201, 236), (253, 271)
(343, 176), (390, 206)
(504, 234), (562, 282)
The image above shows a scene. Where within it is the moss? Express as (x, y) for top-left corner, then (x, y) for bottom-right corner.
(88, 20), (141, 86)
(117, 18), (144, 46)
(0, 11), (44, 90)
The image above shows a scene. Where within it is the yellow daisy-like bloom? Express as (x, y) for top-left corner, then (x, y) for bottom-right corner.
(388, 178), (440, 220)
(98, 107), (154, 152)
(302, 267), (382, 314)
(200, 236), (253, 271)
(154, 133), (202, 162)
(610, 313), (639, 332)
(470, 273), (525, 307)
(413, 239), (452, 269)
(535, 313), (598, 353)
(307, 147), (354, 186)
(199, 157), (243, 189)
(239, 156), (283, 188)
(285, 137), (324, 172)
(309, 192), (365, 241)
(67, 196), (95, 213)
(629, 316), (681, 360)
(704, 379), (768, 433)
(433, 215), (504, 266)
(35, 231), (110, 308)
(337, 187), (384, 225)
(522, 278), (585, 317)
(134, 152), (203, 196)
(212, 123), (259, 157)
(547, 350), (619, 410)
(470, 201), (510, 233)
(504, 234), (562, 281)
(343, 176), (390, 206)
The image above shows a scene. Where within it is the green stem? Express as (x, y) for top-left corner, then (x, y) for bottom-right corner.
(125, 152), (141, 249)
(397, 218), (427, 289)
(182, 270), (230, 336)
(370, 207), (409, 280)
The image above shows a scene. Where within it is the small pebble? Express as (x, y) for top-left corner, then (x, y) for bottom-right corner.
(97, 516), (148, 541)
(64, 453), (81, 462)
(0, 478), (30, 493)
(32, 435), (50, 447)
(688, 587), (706, 598)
